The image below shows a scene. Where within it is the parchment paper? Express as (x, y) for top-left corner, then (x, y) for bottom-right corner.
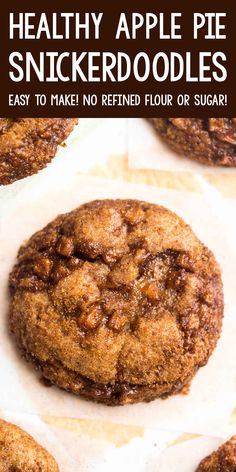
(157, 434), (236, 472)
(1, 409), (235, 472)
(128, 118), (236, 174)
(0, 174), (235, 437)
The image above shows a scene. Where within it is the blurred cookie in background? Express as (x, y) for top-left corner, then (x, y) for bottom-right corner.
(0, 118), (78, 185)
(196, 436), (236, 471)
(0, 418), (59, 471)
(150, 118), (236, 167)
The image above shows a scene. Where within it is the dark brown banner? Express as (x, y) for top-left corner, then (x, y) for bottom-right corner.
(0, 1), (235, 117)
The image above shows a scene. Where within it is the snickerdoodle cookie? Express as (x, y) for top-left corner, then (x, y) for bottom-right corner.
(9, 199), (223, 405)
(196, 436), (236, 471)
(0, 418), (58, 471)
(0, 118), (78, 185)
(150, 118), (236, 166)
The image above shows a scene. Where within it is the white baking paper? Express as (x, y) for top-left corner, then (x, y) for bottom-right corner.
(157, 433), (236, 472)
(0, 174), (235, 437)
(1, 409), (235, 472)
(41, 419), (177, 472)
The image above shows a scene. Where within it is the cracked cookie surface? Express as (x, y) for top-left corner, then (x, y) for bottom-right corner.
(0, 419), (58, 471)
(150, 118), (236, 166)
(9, 199), (224, 405)
(196, 436), (236, 471)
(0, 118), (78, 185)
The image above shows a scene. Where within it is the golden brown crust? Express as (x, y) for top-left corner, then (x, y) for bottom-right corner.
(150, 118), (236, 166)
(0, 419), (59, 471)
(9, 199), (224, 405)
(196, 436), (236, 471)
(0, 118), (78, 185)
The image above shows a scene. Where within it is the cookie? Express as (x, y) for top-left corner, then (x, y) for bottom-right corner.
(196, 436), (236, 471)
(0, 118), (78, 185)
(150, 118), (236, 166)
(0, 418), (59, 471)
(9, 199), (224, 405)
